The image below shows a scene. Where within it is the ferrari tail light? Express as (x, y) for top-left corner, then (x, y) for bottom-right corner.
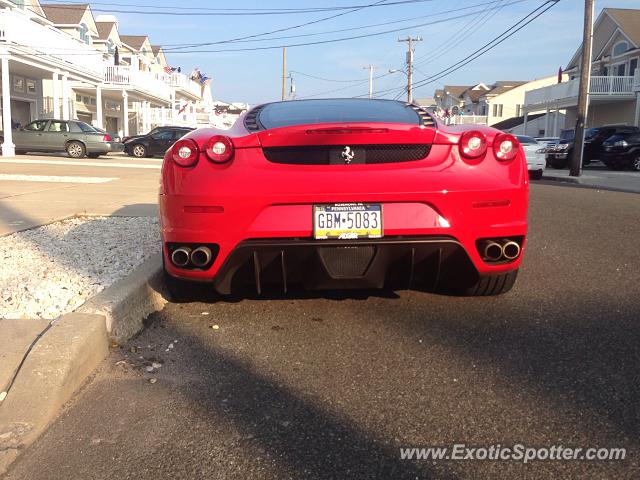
(493, 133), (519, 162)
(171, 139), (199, 167)
(459, 130), (487, 160)
(103, 134), (112, 142)
(205, 135), (234, 163)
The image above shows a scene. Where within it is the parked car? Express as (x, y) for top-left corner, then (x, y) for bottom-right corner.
(161, 98), (528, 300)
(546, 125), (639, 168)
(123, 126), (194, 158)
(92, 127), (124, 153)
(515, 135), (546, 180)
(0, 119), (114, 158)
(534, 136), (559, 149)
(600, 131), (640, 171)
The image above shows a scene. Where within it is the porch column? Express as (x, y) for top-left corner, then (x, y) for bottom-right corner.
(544, 108), (550, 136)
(1, 53), (15, 157)
(522, 112), (529, 135)
(95, 85), (103, 129)
(553, 109), (559, 136)
(143, 101), (150, 132)
(52, 70), (60, 119)
(61, 72), (70, 120)
(635, 93), (640, 127)
(122, 90), (129, 138)
(161, 106), (166, 126)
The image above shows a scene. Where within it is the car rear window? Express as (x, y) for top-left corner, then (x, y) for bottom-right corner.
(256, 99), (422, 129)
(75, 121), (98, 133)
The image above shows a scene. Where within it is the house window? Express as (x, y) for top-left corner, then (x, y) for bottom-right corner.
(602, 66), (609, 76)
(76, 94), (82, 102)
(612, 41), (629, 58)
(106, 39), (115, 54)
(613, 63), (626, 76)
(9, 0), (25, 9)
(79, 23), (90, 44)
(630, 59), (638, 77)
(516, 104), (523, 117)
(492, 104), (503, 117)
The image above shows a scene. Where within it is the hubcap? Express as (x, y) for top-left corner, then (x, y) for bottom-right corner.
(69, 144), (82, 157)
(133, 145), (145, 157)
(633, 157), (640, 171)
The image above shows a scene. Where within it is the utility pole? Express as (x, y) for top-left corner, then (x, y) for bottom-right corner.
(281, 47), (287, 101)
(398, 36), (422, 103)
(363, 65), (377, 99)
(570, 0), (594, 177)
(287, 73), (296, 100)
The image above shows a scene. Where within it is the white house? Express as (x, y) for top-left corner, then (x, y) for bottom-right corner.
(524, 8), (640, 132)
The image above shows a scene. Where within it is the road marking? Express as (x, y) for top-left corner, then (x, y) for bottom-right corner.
(0, 174), (118, 184)
(0, 159), (161, 170)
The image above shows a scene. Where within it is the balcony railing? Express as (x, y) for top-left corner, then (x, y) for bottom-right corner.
(0, 8), (103, 77)
(103, 66), (171, 101)
(525, 75), (636, 107)
(169, 73), (203, 98)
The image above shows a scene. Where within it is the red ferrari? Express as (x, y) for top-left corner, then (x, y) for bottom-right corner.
(160, 99), (528, 298)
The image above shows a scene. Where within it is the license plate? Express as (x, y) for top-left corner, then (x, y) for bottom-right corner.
(313, 203), (383, 240)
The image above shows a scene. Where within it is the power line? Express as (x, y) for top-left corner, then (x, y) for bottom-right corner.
(361, 0), (558, 98)
(40, 0), (437, 16)
(161, 0), (521, 48)
(15, 1), (530, 55)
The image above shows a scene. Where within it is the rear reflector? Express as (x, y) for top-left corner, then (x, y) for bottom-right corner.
(184, 205), (225, 213)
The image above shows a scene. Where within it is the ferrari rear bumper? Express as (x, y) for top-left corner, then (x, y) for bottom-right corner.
(208, 236), (481, 294)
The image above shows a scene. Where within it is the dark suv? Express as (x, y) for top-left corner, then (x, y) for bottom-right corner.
(546, 125), (639, 169)
(600, 131), (640, 171)
(124, 126), (194, 158)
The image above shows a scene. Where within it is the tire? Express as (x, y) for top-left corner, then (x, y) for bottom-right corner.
(87, 153), (101, 159)
(131, 144), (147, 158)
(66, 141), (86, 158)
(630, 155), (640, 172)
(549, 157), (568, 169)
(454, 269), (519, 296)
(529, 170), (543, 180)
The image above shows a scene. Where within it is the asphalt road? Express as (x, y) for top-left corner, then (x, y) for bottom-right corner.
(4, 183), (640, 480)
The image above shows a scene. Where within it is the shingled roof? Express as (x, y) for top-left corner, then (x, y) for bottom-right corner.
(606, 8), (640, 46)
(95, 21), (115, 40)
(120, 35), (148, 50)
(41, 3), (89, 25)
(443, 85), (472, 98)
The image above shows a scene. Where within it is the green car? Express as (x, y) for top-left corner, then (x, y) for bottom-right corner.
(0, 119), (115, 158)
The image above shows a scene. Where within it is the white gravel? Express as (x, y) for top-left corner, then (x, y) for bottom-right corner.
(0, 216), (160, 320)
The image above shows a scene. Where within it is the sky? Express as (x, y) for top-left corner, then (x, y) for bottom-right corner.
(103, 0), (640, 105)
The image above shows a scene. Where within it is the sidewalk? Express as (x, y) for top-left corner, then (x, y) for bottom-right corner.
(541, 167), (640, 194)
(0, 153), (159, 235)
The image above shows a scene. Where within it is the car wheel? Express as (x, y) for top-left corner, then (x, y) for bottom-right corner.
(132, 144), (147, 158)
(529, 170), (543, 180)
(452, 269), (519, 296)
(66, 141), (86, 159)
(631, 155), (640, 172)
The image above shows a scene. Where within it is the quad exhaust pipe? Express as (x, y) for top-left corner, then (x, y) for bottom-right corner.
(482, 241), (503, 261)
(190, 246), (212, 268)
(502, 241), (521, 260)
(170, 245), (214, 268)
(480, 239), (521, 262)
(171, 247), (192, 267)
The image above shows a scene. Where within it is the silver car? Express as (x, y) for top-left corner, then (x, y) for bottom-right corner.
(1, 119), (114, 158)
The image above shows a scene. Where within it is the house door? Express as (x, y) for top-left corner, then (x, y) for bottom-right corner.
(10, 100), (32, 128)
(105, 116), (118, 134)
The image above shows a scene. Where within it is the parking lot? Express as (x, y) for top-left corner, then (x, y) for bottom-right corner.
(4, 183), (640, 479)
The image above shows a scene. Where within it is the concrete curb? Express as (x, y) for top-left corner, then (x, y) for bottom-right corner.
(0, 254), (166, 475)
(78, 253), (167, 344)
(541, 173), (582, 185)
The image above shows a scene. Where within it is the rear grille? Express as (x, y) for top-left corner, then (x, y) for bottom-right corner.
(263, 144), (431, 165)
